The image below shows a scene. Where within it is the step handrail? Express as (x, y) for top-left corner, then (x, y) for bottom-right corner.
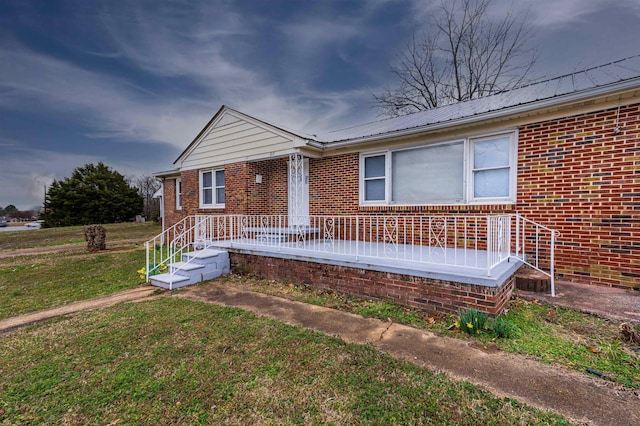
(511, 214), (560, 296)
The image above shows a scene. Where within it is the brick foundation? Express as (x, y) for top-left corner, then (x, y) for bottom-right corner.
(229, 252), (514, 315)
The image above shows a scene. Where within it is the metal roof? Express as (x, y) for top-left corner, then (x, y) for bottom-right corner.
(314, 54), (640, 144)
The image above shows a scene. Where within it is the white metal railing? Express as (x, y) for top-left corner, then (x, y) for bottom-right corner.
(144, 215), (225, 289)
(223, 214), (510, 275)
(513, 215), (560, 296)
(145, 214), (561, 289)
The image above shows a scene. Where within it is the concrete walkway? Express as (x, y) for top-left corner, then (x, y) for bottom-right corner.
(2, 282), (639, 425)
(177, 282), (640, 426)
(520, 280), (640, 324)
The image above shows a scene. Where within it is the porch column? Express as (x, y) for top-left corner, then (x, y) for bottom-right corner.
(288, 153), (305, 225)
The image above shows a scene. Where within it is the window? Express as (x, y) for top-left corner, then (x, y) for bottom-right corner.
(471, 135), (512, 199)
(200, 169), (225, 208)
(175, 178), (182, 210)
(392, 142), (464, 203)
(359, 131), (516, 205)
(363, 154), (386, 202)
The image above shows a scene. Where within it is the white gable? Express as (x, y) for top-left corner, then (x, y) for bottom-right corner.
(216, 113), (240, 127)
(180, 109), (299, 170)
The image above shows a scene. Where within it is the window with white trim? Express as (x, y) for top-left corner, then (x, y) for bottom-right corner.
(359, 131), (516, 205)
(363, 154), (387, 202)
(175, 178), (182, 210)
(471, 134), (512, 199)
(200, 169), (225, 208)
(392, 141), (464, 203)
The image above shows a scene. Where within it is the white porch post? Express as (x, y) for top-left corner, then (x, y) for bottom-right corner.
(288, 153), (305, 227)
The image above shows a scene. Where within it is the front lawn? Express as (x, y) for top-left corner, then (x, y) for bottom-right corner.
(0, 249), (146, 320)
(0, 222), (160, 251)
(219, 274), (640, 389)
(0, 297), (570, 425)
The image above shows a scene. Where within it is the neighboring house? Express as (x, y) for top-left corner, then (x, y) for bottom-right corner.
(154, 55), (640, 314)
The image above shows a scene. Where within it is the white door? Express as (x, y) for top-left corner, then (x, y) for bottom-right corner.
(288, 157), (309, 227)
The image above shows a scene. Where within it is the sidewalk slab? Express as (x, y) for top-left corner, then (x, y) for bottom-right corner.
(519, 281), (640, 324)
(178, 282), (640, 426)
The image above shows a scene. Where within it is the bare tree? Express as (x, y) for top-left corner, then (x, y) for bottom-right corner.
(373, 0), (537, 117)
(131, 174), (161, 220)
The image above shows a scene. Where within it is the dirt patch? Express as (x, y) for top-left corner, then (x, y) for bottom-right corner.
(0, 286), (159, 334)
(0, 239), (144, 259)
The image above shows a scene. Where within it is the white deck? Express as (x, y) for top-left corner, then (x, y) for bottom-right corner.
(208, 238), (523, 287)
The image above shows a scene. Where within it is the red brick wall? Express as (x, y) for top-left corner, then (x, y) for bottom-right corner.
(162, 178), (184, 227)
(517, 104), (640, 288)
(230, 252), (514, 315)
(180, 169), (203, 215)
(310, 154), (360, 214)
(247, 159), (288, 215)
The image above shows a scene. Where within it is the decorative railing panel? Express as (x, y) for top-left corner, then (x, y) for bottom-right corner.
(146, 214), (557, 293)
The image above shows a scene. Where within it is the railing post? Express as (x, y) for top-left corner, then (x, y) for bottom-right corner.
(486, 216), (492, 276)
(551, 230), (556, 297)
(356, 215), (359, 260)
(515, 214), (520, 258)
(145, 241), (150, 283)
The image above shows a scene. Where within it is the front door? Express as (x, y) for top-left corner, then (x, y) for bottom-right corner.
(288, 155), (309, 227)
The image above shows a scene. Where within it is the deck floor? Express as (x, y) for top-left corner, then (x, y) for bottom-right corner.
(208, 238), (522, 287)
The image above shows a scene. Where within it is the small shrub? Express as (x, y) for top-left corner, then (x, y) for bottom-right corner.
(459, 308), (488, 335)
(137, 263), (168, 281)
(492, 316), (520, 338)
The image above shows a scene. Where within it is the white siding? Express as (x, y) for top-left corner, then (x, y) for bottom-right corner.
(181, 115), (297, 170)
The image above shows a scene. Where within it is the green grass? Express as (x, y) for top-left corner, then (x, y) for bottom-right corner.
(490, 299), (640, 388)
(218, 275), (640, 389)
(0, 249), (146, 320)
(0, 297), (570, 425)
(0, 222), (160, 251)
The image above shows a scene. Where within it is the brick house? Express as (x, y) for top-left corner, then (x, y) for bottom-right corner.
(152, 56), (640, 314)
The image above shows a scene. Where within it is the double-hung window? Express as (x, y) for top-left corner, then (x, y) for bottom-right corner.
(200, 169), (225, 208)
(363, 154), (387, 202)
(360, 131), (516, 205)
(470, 134), (513, 199)
(175, 178), (182, 210)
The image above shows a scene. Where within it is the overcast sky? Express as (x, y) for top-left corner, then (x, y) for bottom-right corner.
(1, 0), (639, 210)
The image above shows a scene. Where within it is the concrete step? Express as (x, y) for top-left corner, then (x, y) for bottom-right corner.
(150, 249), (230, 290)
(256, 234), (289, 244)
(169, 261), (206, 273)
(182, 248), (228, 262)
(169, 261), (207, 282)
(149, 273), (193, 289)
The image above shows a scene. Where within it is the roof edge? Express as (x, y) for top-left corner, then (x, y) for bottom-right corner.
(321, 77), (640, 148)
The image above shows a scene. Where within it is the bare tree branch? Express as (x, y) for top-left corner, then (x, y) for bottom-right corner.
(374, 0), (537, 117)
(130, 174), (161, 220)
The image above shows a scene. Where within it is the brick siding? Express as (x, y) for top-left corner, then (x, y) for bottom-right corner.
(517, 104), (640, 288)
(230, 252), (514, 315)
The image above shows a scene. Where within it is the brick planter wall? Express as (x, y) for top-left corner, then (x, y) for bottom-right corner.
(230, 252), (514, 315)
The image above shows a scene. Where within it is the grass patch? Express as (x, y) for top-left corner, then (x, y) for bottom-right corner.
(490, 299), (640, 388)
(218, 274), (640, 389)
(0, 222), (160, 251)
(0, 249), (146, 320)
(0, 297), (570, 425)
